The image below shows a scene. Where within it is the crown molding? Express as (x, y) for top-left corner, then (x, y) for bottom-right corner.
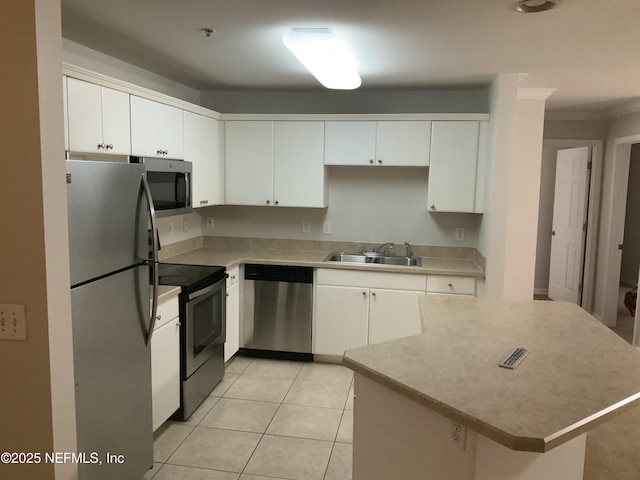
(604, 99), (640, 119)
(544, 110), (606, 121)
(517, 88), (556, 101)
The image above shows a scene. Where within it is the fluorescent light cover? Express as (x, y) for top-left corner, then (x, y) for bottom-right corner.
(283, 28), (361, 90)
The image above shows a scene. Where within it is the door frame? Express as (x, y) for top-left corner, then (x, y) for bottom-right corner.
(542, 139), (603, 313)
(602, 134), (640, 333)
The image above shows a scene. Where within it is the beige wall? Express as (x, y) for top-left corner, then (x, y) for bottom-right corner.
(194, 167), (482, 247)
(1, 2), (76, 479)
(478, 73), (519, 297)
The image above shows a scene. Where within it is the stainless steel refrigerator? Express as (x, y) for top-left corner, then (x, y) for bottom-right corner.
(67, 160), (159, 480)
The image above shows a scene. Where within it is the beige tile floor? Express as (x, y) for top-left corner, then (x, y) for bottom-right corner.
(145, 356), (354, 480)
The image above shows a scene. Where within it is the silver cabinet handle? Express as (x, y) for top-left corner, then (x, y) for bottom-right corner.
(266, 200), (271, 205)
(230, 275), (236, 280)
(156, 149), (163, 156)
(369, 159), (374, 164)
(275, 200), (279, 205)
(98, 143), (106, 150)
(430, 205), (436, 210)
(107, 144), (114, 150)
(155, 315), (161, 320)
(448, 283), (453, 288)
(362, 291), (367, 296)
(378, 159), (382, 164)
(372, 292), (377, 297)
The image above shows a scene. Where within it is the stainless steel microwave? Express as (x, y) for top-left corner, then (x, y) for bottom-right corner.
(131, 157), (192, 217)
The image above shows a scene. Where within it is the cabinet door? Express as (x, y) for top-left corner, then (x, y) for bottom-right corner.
(274, 121), (326, 207)
(368, 289), (424, 345)
(376, 121), (431, 166)
(201, 116), (222, 205)
(184, 111), (204, 205)
(427, 121), (480, 213)
(130, 96), (160, 157)
(225, 121), (274, 205)
(225, 282), (240, 362)
(67, 78), (103, 153)
(101, 87), (131, 155)
(159, 103), (184, 159)
(314, 285), (369, 355)
(324, 121), (376, 166)
(151, 318), (180, 431)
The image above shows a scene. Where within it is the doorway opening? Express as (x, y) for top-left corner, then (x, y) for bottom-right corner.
(533, 140), (603, 311)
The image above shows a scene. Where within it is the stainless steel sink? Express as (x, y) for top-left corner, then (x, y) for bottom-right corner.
(323, 252), (422, 267)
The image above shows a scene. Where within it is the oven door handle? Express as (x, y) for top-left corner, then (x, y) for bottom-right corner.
(188, 278), (225, 301)
(141, 173), (159, 345)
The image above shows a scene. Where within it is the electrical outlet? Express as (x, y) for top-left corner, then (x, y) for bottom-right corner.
(323, 220), (332, 235)
(451, 422), (467, 450)
(302, 221), (311, 233)
(183, 218), (189, 233)
(455, 228), (465, 241)
(206, 217), (214, 229)
(169, 222), (174, 235)
(0, 304), (27, 341)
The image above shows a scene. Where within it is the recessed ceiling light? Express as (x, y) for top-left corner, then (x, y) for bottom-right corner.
(515, 0), (560, 13)
(283, 28), (361, 90)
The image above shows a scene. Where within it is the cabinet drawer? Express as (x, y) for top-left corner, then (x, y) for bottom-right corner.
(155, 294), (179, 330)
(227, 266), (240, 287)
(316, 268), (426, 291)
(426, 275), (475, 295)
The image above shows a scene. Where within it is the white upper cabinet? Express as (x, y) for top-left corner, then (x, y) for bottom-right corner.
(66, 77), (131, 155)
(274, 121), (326, 207)
(225, 121), (327, 207)
(427, 121), (482, 213)
(184, 112), (222, 207)
(324, 121), (376, 166)
(130, 95), (184, 159)
(225, 121), (274, 206)
(375, 121), (431, 166)
(324, 121), (431, 166)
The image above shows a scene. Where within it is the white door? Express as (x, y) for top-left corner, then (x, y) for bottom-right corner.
(548, 147), (591, 303)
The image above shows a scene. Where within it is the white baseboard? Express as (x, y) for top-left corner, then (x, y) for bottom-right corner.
(534, 288), (549, 296)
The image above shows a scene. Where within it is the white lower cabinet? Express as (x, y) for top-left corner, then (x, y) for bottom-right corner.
(426, 275), (476, 296)
(151, 294), (180, 432)
(225, 266), (240, 362)
(315, 285), (369, 356)
(368, 288), (425, 345)
(314, 269), (426, 355)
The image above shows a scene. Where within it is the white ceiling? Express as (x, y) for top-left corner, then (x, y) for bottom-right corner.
(61, 0), (640, 113)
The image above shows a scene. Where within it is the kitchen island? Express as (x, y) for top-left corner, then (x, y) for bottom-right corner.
(342, 296), (640, 480)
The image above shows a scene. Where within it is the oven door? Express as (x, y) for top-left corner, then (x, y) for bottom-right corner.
(184, 276), (226, 378)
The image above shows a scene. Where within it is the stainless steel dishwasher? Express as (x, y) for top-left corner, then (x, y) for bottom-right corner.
(241, 264), (313, 360)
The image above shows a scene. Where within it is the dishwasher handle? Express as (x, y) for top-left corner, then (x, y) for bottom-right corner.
(244, 264), (314, 283)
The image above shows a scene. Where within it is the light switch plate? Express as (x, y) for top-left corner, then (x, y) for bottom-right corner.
(0, 304), (27, 341)
(323, 220), (332, 235)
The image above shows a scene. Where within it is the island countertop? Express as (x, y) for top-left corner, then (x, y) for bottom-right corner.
(342, 296), (640, 453)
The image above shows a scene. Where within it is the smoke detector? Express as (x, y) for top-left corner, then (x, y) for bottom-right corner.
(515, 0), (560, 13)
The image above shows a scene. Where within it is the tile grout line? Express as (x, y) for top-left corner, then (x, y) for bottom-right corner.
(238, 357), (305, 477)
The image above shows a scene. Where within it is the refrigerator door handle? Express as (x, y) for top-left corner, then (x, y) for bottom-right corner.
(141, 174), (159, 344)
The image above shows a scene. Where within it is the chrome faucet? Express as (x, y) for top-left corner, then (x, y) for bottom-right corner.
(374, 242), (394, 256)
(404, 242), (413, 257)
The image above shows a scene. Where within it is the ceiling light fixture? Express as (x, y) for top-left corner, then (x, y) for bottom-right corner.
(283, 28), (361, 90)
(201, 28), (215, 38)
(515, 0), (560, 13)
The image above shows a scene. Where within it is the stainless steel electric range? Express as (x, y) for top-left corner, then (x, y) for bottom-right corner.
(158, 263), (227, 420)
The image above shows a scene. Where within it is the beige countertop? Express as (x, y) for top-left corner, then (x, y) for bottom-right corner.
(157, 285), (180, 303)
(162, 246), (484, 277)
(342, 295), (640, 453)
